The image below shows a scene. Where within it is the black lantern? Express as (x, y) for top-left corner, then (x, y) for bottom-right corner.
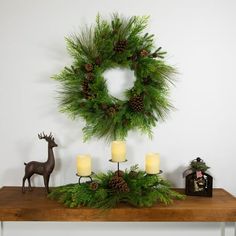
(184, 157), (213, 197)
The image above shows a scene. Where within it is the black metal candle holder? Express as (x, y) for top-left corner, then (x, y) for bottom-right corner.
(109, 159), (127, 176)
(145, 170), (163, 176)
(76, 172), (94, 185)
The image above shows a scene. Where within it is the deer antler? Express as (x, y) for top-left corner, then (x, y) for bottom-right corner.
(38, 132), (54, 141)
(38, 132), (45, 139)
(49, 132), (53, 139)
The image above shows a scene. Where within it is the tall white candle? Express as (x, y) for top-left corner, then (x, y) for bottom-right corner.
(77, 155), (92, 176)
(111, 141), (126, 162)
(145, 153), (160, 174)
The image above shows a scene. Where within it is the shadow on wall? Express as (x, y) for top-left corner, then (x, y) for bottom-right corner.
(164, 165), (186, 188)
(2, 167), (24, 187)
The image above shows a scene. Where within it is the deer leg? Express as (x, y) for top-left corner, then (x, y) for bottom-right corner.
(43, 174), (50, 194)
(28, 178), (32, 191)
(22, 176), (27, 193)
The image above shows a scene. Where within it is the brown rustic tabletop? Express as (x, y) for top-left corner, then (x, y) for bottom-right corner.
(0, 187), (236, 222)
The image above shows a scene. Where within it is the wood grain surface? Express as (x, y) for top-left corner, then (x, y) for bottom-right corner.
(0, 187), (235, 222)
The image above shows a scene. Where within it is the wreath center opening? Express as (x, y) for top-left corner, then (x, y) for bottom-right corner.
(103, 68), (136, 100)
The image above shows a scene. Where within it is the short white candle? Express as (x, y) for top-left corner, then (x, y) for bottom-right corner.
(111, 141), (126, 162)
(77, 155), (92, 176)
(145, 153), (160, 174)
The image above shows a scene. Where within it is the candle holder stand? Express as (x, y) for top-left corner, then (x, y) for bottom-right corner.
(76, 172), (94, 185)
(145, 170), (163, 176)
(109, 159), (127, 176)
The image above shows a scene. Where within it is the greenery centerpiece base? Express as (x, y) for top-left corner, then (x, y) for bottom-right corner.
(48, 165), (184, 209)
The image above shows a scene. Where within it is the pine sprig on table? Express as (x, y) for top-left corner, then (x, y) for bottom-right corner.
(48, 165), (184, 209)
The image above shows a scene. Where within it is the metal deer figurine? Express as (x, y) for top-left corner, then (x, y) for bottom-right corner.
(22, 132), (57, 194)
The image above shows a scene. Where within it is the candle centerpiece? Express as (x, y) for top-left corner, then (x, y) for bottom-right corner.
(76, 154), (93, 184)
(49, 164), (184, 209)
(145, 153), (162, 175)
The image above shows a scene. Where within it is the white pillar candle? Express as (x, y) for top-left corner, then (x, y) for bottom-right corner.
(111, 141), (126, 162)
(145, 153), (160, 174)
(77, 155), (92, 176)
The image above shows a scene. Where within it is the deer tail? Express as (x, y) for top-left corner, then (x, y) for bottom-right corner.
(24, 162), (27, 165)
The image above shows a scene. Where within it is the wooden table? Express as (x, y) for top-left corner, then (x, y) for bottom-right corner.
(0, 187), (236, 235)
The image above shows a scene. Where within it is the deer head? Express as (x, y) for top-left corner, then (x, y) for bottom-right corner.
(38, 132), (58, 148)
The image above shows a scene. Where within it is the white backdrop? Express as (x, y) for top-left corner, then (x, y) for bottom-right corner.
(0, 0), (236, 235)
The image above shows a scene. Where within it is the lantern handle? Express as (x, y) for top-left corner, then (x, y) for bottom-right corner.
(196, 157), (202, 162)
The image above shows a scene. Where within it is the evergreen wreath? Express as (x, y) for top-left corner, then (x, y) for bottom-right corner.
(53, 14), (176, 141)
(48, 165), (184, 209)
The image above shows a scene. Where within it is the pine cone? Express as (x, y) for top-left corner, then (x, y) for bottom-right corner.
(82, 80), (89, 91)
(143, 76), (151, 85)
(95, 56), (102, 66)
(89, 181), (99, 191)
(140, 49), (149, 57)
(101, 103), (108, 110)
(83, 92), (92, 99)
(114, 40), (128, 53)
(129, 95), (144, 112)
(82, 80), (92, 99)
(86, 73), (94, 81)
(84, 63), (93, 72)
(107, 106), (116, 116)
(129, 170), (138, 178)
(115, 170), (124, 177)
(108, 176), (130, 193)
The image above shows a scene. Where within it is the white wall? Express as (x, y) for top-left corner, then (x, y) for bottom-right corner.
(1, 0), (236, 235)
